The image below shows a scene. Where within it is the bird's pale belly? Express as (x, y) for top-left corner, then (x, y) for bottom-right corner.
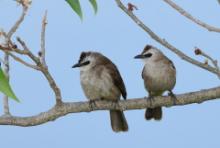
(144, 75), (175, 92)
(80, 72), (120, 100)
(143, 67), (176, 93)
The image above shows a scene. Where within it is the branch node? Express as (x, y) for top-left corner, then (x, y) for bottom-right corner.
(194, 47), (220, 78)
(127, 3), (138, 11)
(55, 100), (64, 107)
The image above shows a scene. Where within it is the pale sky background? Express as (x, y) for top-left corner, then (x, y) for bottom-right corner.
(0, 0), (220, 147)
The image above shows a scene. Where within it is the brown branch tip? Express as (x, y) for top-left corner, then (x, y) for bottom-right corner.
(128, 3), (138, 11)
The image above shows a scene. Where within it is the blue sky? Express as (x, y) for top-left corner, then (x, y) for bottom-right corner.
(0, 0), (220, 147)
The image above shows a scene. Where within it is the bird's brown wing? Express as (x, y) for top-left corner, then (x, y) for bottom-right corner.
(167, 59), (176, 70)
(142, 66), (146, 79)
(106, 63), (127, 100)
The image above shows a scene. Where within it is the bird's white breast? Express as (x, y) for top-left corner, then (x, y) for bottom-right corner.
(143, 59), (176, 93)
(80, 67), (120, 100)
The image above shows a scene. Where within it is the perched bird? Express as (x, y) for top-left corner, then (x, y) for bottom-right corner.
(134, 45), (176, 120)
(72, 51), (128, 132)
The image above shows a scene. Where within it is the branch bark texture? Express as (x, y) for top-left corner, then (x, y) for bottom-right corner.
(0, 86), (219, 126)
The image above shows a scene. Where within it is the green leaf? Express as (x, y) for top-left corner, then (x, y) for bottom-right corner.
(66, 0), (83, 20)
(0, 67), (19, 102)
(89, 0), (98, 14)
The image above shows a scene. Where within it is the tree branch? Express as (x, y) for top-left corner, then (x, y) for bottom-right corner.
(8, 52), (40, 70)
(115, 0), (220, 78)
(16, 37), (63, 105)
(7, 2), (28, 39)
(163, 0), (220, 33)
(0, 57), (7, 66)
(1, 0), (29, 116)
(40, 10), (47, 68)
(2, 54), (10, 116)
(195, 47), (220, 78)
(0, 86), (219, 126)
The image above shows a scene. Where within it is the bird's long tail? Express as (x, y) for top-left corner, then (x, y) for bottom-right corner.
(145, 107), (162, 120)
(110, 110), (128, 132)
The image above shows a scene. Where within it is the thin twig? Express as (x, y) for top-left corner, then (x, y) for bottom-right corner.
(115, 0), (220, 78)
(3, 54), (10, 116)
(16, 37), (41, 65)
(8, 52), (40, 70)
(195, 47), (220, 78)
(0, 58), (7, 66)
(1, 0), (29, 116)
(0, 44), (28, 55)
(40, 10), (48, 68)
(16, 37), (63, 105)
(7, 4), (28, 39)
(163, 0), (220, 33)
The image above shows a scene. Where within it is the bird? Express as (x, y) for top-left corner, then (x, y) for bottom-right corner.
(134, 45), (176, 120)
(72, 51), (128, 132)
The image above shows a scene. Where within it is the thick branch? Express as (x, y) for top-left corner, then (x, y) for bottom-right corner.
(115, 0), (220, 78)
(0, 86), (219, 126)
(163, 0), (220, 33)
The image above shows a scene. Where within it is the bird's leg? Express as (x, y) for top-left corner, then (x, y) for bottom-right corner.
(89, 100), (95, 111)
(89, 98), (101, 110)
(145, 95), (154, 108)
(168, 90), (177, 105)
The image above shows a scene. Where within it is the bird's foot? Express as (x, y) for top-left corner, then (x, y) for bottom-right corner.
(168, 90), (177, 105)
(89, 99), (100, 111)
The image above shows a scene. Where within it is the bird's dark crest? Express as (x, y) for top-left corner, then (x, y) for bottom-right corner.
(79, 52), (91, 63)
(142, 45), (152, 54)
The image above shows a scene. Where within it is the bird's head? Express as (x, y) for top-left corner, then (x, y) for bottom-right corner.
(72, 51), (104, 71)
(134, 45), (163, 63)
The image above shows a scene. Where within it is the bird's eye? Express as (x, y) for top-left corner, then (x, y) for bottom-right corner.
(144, 53), (152, 58)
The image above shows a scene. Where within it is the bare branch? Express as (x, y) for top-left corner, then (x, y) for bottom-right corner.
(0, 43), (28, 55)
(115, 0), (220, 78)
(163, 0), (220, 33)
(0, 86), (219, 126)
(40, 10), (48, 68)
(16, 0), (32, 8)
(1, 0), (29, 116)
(2, 54), (10, 116)
(7, 3), (28, 39)
(8, 52), (40, 70)
(16, 37), (41, 65)
(3, 96), (10, 116)
(194, 47), (220, 78)
(0, 58), (7, 66)
(16, 37), (63, 105)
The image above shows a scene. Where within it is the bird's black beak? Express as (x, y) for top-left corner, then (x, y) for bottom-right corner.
(134, 54), (144, 59)
(72, 63), (81, 68)
(72, 61), (90, 68)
